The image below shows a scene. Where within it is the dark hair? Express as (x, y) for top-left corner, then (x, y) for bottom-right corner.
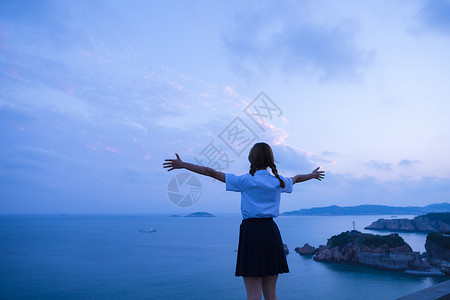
(248, 142), (285, 188)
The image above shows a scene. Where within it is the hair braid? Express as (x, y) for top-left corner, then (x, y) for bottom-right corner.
(270, 164), (286, 188)
(249, 164), (257, 176)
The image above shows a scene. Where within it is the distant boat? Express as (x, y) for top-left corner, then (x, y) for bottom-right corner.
(138, 228), (156, 233)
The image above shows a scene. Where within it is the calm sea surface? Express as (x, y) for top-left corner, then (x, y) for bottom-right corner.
(0, 214), (447, 299)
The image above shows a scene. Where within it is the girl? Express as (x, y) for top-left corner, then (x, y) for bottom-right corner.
(163, 142), (324, 300)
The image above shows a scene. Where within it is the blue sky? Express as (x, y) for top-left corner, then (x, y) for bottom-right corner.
(1, 0), (450, 214)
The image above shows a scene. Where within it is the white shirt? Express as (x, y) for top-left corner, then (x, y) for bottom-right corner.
(225, 169), (293, 219)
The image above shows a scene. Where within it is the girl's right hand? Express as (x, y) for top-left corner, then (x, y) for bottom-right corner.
(312, 167), (325, 181)
(163, 153), (184, 171)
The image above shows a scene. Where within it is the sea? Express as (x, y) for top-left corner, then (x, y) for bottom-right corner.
(0, 214), (448, 300)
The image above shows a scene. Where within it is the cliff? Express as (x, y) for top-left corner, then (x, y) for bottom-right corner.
(313, 231), (430, 271)
(425, 232), (450, 261)
(365, 213), (450, 233)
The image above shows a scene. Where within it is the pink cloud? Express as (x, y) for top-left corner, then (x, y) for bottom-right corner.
(106, 146), (119, 154)
(85, 144), (97, 151)
(224, 86), (239, 98)
(65, 86), (76, 95)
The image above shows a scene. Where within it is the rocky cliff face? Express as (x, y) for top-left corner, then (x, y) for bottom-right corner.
(313, 231), (429, 271)
(365, 213), (450, 233)
(425, 233), (450, 261)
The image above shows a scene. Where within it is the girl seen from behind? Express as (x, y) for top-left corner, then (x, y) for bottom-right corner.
(163, 142), (324, 300)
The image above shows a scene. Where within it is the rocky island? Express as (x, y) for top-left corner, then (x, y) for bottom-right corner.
(295, 243), (316, 255)
(294, 230), (448, 276)
(184, 212), (215, 217)
(311, 231), (431, 271)
(365, 213), (450, 233)
(296, 230), (450, 276)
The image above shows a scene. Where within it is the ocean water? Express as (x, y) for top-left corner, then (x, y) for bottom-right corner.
(0, 214), (447, 300)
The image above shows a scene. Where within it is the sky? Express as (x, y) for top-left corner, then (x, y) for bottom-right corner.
(1, 0), (450, 214)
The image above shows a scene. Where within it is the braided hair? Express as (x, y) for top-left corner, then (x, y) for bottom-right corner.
(270, 163), (285, 189)
(248, 142), (285, 188)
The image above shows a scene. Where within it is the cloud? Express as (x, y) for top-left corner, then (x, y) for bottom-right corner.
(1, 0), (448, 214)
(223, 86), (239, 98)
(417, 0), (450, 35)
(223, 2), (373, 81)
(322, 151), (338, 156)
(105, 146), (120, 154)
(271, 144), (314, 174)
(264, 124), (289, 145)
(398, 159), (420, 167)
(365, 160), (392, 171)
(13, 86), (91, 118)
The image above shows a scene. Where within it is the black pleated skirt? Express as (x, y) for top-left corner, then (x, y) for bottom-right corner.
(235, 217), (289, 277)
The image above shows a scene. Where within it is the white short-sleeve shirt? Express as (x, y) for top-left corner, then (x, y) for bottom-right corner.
(225, 169), (293, 219)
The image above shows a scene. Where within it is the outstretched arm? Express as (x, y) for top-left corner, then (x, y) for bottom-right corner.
(291, 167), (325, 184)
(163, 153), (225, 183)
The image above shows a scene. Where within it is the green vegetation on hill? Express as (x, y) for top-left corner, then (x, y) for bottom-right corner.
(327, 231), (358, 248)
(424, 213), (450, 224)
(360, 233), (406, 248)
(327, 231), (408, 249)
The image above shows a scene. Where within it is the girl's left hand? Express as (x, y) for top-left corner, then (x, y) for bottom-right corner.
(163, 153), (184, 171)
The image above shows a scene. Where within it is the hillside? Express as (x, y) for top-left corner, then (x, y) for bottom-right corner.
(281, 203), (450, 216)
(365, 213), (450, 233)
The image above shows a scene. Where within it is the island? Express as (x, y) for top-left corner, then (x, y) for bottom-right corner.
(295, 243), (316, 255)
(365, 213), (450, 233)
(138, 228), (156, 233)
(184, 212), (215, 217)
(310, 231), (440, 274)
(281, 203), (450, 216)
(296, 230), (450, 276)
